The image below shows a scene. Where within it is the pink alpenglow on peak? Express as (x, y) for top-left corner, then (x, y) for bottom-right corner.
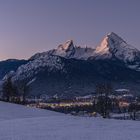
(57, 40), (75, 51)
(94, 32), (140, 62)
(53, 40), (95, 59)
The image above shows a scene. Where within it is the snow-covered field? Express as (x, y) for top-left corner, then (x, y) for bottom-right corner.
(0, 101), (140, 140)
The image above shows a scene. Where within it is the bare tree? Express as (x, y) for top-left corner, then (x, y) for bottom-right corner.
(95, 83), (112, 118)
(17, 81), (29, 104)
(2, 77), (17, 102)
(128, 103), (138, 120)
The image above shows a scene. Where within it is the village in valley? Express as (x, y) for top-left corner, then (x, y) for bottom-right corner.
(27, 89), (140, 120)
(26, 88), (140, 120)
(1, 82), (140, 121)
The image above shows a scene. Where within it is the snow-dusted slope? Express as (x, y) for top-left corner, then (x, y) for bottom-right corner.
(0, 101), (140, 140)
(12, 54), (65, 82)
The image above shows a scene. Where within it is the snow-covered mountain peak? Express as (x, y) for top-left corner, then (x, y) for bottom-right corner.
(95, 32), (127, 54)
(57, 40), (75, 51)
(53, 40), (75, 58)
(52, 40), (95, 59)
(94, 32), (140, 63)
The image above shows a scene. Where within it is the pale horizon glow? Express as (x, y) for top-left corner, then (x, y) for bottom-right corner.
(0, 0), (140, 60)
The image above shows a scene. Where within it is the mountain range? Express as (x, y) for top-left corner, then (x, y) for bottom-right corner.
(1, 32), (140, 97)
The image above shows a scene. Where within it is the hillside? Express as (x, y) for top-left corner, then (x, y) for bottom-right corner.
(0, 101), (140, 140)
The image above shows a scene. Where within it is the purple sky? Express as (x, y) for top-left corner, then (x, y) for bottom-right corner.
(0, 0), (140, 60)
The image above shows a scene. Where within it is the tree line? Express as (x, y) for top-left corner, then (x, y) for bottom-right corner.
(2, 76), (29, 104)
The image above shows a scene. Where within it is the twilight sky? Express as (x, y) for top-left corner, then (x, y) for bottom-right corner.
(0, 0), (140, 60)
